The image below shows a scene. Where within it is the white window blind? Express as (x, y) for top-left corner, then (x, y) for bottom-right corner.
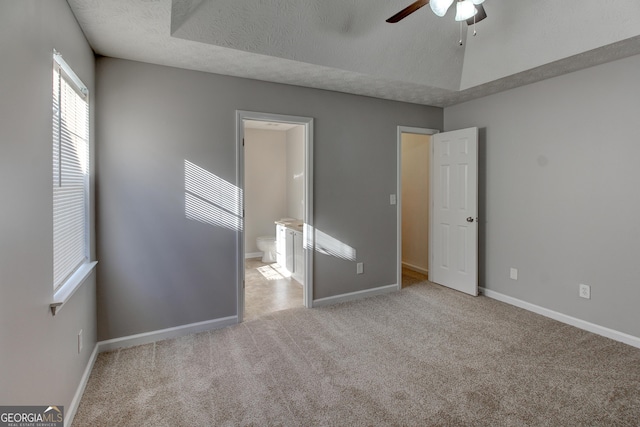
(53, 52), (90, 291)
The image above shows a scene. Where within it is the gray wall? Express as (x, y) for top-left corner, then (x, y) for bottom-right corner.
(446, 53), (640, 338)
(96, 57), (442, 340)
(0, 0), (97, 412)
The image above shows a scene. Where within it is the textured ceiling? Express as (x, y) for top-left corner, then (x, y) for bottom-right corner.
(244, 120), (300, 131)
(67, 0), (640, 107)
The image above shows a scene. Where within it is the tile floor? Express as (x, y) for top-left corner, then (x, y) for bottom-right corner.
(244, 258), (303, 321)
(244, 261), (428, 321)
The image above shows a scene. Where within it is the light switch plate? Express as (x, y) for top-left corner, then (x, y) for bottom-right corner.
(390, 194), (396, 205)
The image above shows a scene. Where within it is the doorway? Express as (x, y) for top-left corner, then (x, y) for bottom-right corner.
(236, 111), (314, 323)
(396, 127), (438, 289)
(396, 126), (479, 295)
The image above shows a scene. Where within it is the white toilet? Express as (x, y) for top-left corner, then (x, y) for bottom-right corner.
(256, 236), (277, 263)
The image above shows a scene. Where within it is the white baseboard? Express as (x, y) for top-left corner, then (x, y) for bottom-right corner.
(65, 343), (99, 427)
(313, 284), (398, 308)
(402, 262), (428, 276)
(97, 316), (238, 353)
(245, 252), (262, 259)
(480, 287), (640, 349)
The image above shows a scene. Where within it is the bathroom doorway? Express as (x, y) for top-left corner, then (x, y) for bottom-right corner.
(236, 111), (314, 322)
(396, 126), (438, 288)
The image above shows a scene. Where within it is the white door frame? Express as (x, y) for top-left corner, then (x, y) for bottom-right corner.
(236, 110), (314, 323)
(396, 126), (439, 290)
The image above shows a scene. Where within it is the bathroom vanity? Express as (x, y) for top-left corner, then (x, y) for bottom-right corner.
(275, 219), (304, 285)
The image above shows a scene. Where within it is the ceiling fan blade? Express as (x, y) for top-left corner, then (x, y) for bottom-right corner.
(466, 4), (487, 25)
(386, 0), (430, 23)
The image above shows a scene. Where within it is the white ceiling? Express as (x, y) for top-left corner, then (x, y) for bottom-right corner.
(244, 120), (300, 131)
(67, 0), (640, 107)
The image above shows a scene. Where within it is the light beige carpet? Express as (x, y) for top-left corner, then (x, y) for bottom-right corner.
(73, 281), (640, 426)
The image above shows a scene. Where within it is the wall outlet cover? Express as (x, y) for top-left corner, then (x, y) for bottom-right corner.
(579, 284), (591, 299)
(510, 268), (518, 280)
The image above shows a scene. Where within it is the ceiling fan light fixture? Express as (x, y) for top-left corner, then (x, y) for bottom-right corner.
(455, 0), (477, 21)
(430, 0), (455, 17)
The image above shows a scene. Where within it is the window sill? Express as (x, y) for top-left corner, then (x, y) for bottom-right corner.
(51, 261), (98, 316)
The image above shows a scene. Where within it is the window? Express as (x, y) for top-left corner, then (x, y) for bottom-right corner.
(52, 51), (90, 291)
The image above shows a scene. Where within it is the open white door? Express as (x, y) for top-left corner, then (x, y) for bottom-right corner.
(430, 127), (478, 296)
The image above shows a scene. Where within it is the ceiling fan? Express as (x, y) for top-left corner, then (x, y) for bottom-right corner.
(386, 0), (487, 25)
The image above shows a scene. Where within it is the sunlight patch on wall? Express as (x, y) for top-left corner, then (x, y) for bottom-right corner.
(185, 160), (242, 231)
(309, 227), (356, 261)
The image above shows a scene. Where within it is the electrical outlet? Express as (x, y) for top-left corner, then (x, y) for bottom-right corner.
(357, 262), (364, 274)
(78, 329), (83, 354)
(579, 284), (591, 300)
(510, 268), (518, 280)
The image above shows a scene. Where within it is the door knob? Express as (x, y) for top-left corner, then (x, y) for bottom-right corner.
(466, 217), (474, 223)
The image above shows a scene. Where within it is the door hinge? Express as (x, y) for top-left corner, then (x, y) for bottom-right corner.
(243, 280), (245, 289)
(242, 138), (245, 147)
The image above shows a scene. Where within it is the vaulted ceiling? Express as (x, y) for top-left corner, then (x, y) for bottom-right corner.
(68, 0), (640, 107)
